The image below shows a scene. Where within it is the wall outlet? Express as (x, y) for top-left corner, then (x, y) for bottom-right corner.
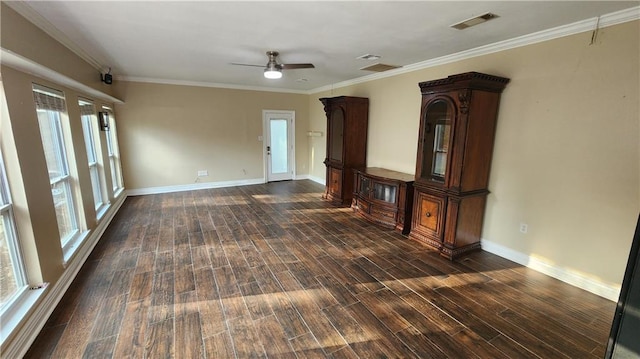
(519, 223), (528, 234)
(197, 170), (208, 177)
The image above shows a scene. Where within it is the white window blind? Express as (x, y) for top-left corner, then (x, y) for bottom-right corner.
(78, 99), (95, 116)
(33, 85), (66, 112)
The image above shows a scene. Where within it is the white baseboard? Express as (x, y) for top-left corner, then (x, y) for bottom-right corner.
(1, 194), (126, 358)
(126, 178), (265, 196)
(127, 176), (329, 196)
(481, 238), (621, 301)
(293, 174), (325, 185)
(306, 175), (325, 185)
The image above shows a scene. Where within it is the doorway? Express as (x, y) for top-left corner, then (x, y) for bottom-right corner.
(263, 110), (295, 182)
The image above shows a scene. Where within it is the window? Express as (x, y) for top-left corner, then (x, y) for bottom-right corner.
(79, 99), (106, 215)
(0, 152), (27, 313)
(103, 107), (124, 194)
(33, 85), (81, 247)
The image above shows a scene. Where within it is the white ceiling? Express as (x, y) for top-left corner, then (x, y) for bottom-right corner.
(7, 1), (639, 92)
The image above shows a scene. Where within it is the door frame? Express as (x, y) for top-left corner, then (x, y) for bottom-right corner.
(262, 110), (296, 182)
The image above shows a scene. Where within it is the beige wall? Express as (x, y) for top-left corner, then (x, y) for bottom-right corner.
(1, 64), (120, 275)
(1, 4), (123, 348)
(309, 21), (640, 286)
(110, 21), (638, 287)
(1, 3), (116, 98)
(112, 81), (309, 190)
(4, 1), (633, 353)
(1, 0), (637, 305)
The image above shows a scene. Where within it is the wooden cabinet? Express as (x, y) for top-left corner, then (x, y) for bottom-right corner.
(414, 191), (445, 238)
(352, 168), (414, 235)
(410, 72), (509, 259)
(320, 96), (369, 206)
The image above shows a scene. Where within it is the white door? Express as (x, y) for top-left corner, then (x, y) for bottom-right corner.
(264, 110), (295, 182)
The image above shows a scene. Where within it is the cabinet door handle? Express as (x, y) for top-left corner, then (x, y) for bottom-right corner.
(425, 212), (432, 218)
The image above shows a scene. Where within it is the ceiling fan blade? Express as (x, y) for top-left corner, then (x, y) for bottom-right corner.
(281, 63), (315, 70)
(230, 63), (266, 68)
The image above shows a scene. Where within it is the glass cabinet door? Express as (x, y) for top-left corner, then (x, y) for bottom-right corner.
(359, 176), (370, 196)
(420, 100), (452, 183)
(329, 108), (344, 162)
(372, 182), (397, 204)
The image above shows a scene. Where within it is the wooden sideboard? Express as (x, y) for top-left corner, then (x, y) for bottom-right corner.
(351, 167), (414, 235)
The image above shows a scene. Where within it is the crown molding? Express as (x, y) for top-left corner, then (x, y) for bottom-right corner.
(7, 2), (638, 95)
(128, 4), (638, 95)
(4, 1), (105, 71)
(1, 49), (123, 104)
(309, 5), (640, 94)
(117, 76), (310, 95)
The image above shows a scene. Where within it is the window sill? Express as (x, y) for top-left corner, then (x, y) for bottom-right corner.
(95, 202), (110, 221)
(113, 187), (125, 199)
(62, 230), (90, 265)
(0, 285), (47, 346)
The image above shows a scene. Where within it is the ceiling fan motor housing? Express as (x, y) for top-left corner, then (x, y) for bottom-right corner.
(231, 50), (314, 79)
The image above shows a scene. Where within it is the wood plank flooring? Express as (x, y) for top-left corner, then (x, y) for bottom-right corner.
(25, 180), (615, 358)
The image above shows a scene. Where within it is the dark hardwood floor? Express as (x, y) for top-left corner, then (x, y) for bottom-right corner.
(25, 180), (615, 358)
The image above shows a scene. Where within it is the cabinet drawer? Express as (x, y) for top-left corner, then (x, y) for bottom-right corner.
(370, 204), (396, 220)
(415, 192), (445, 237)
(329, 168), (342, 196)
(369, 203), (396, 227)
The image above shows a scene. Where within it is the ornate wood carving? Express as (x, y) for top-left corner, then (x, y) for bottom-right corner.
(458, 90), (471, 114)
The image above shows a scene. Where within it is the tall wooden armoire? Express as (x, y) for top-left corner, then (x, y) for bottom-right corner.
(319, 96), (369, 206)
(410, 72), (509, 259)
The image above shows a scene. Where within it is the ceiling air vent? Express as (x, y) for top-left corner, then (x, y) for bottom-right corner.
(451, 12), (499, 30)
(356, 54), (382, 60)
(360, 63), (401, 72)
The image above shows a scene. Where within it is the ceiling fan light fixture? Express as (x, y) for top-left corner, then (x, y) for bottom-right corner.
(264, 68), (282, 79)
(233, 51), (313, 79)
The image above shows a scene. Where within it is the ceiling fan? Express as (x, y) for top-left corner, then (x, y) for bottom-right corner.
(231, 51), (315, 79)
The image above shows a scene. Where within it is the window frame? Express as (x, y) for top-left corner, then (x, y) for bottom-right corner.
(79, 99), (108, 217)
(33, 85), (82, 250)
(0, 152), (28, 316)
(103, 107), (124, 196)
